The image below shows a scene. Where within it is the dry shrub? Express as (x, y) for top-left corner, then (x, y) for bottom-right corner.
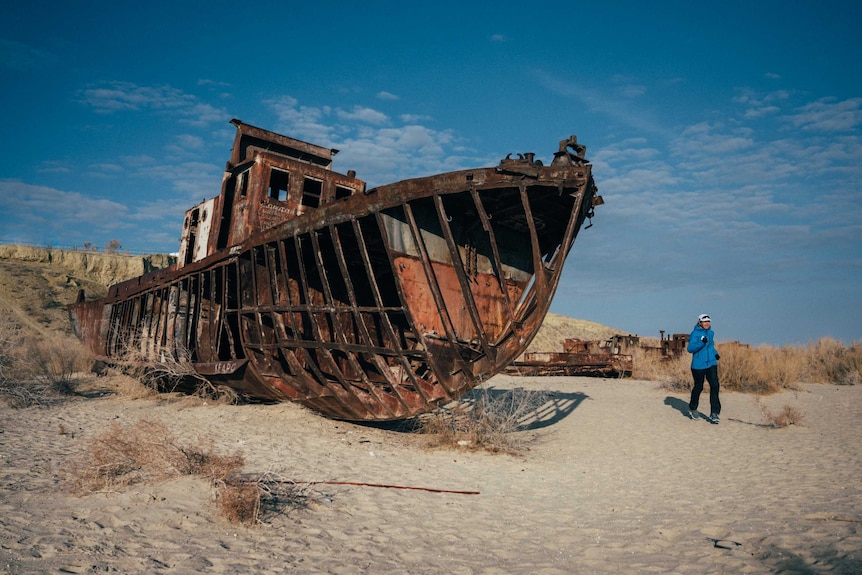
(0, 317), (25, 404)
(194, 381), (243, 405)
(417, 386), (547, 454)
(806, 338), (861, 385)
(630, 348), (665, 381)
(68, 419), (318, 526)
(216, 479), (261, 524)
(650, 342), (808, 395)
(102, 372), (161, 399)
(68, 419), (244, 493)
(216, 470), (320, 526)
(0, 317), (92, 406)
(113, 342), (198, 392)
(634, 349), (691, 390)
(111, 340), (243, 404)
(647, 337), (860, 394)
(30, 333), (92, 394)
(757, 399), (805, 428)
(717, 342), (805, 394)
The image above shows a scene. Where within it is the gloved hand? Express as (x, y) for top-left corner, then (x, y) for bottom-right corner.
(701, 336), (708, 343)
(715, 353), (720, 360)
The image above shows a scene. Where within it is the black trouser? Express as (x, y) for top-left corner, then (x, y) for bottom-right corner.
(689, 365), (721, 415)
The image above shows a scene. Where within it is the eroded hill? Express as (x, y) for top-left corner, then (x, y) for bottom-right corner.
(0, 245), (175, 339)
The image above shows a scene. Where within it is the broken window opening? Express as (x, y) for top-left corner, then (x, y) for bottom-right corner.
(301, 177), (323, 208)
(335, 185), (354, 200)
(184, 207), (201, 265)
(268, 168), (290, 202)
(237, 170), (250, 197)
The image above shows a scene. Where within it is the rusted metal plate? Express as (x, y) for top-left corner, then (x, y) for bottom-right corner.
(69, 120), (601, 420)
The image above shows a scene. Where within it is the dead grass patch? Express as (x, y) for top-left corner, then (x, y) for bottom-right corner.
(30, 333), (92, 393)
(67, 419), (244, 493)
(756, 398), (805, 428)
(0, 317), (92, 407)
(67, 419), (322, 526)
(648, 338), (861, 395)
(635, 350), (691, 391)
(110, 340), (245, 405)
(99, 372), (161, 400)
(806, 338), (861, 385)
(216, 479), (262, 524)
(216, 470), (322, 525)
(416, 386), (547, 455)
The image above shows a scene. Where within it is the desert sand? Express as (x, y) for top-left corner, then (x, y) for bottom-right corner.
(1, 375), (860, 574)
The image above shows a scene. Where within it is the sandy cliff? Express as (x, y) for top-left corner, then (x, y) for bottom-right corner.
(0, 245), (174, 288)
(0, 245), (175, 337)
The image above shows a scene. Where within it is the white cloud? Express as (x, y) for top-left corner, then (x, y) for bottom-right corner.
(400, 113), (433, 123)
(674, 122), (754, 156)
(77, 81), (227, 126)
(743, 105), (780, 119)
(376, 91), (399, 101)
(197, 78), (231, 88)
(577, 91), (862, 313)
(784, 97), (862, 132)
(336, 105), (389, 125)
(164, 134), (205, 155)
(141, 161), (223, 199)
(79, 82), (191, 112)
(0, 179), (190, 249)
(86, 163), (125, 178)
(264, 95), (481, 185)
(36, 161), (72, 174)
(0, 180), (130, 229)
(266, 96), (336, 144)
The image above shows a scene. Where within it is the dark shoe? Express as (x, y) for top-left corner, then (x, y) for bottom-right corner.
(708, 413), (720, 424)
(688, 408), (699, 420)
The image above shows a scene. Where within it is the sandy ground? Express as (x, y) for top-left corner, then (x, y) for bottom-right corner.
(1, 375), (860, 574)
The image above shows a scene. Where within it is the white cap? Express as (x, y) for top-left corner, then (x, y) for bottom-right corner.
(698, 314), (711, 323)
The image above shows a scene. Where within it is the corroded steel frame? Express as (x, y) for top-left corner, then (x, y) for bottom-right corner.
(70, 121), (600, 420)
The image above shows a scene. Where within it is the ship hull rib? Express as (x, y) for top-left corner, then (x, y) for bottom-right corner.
(69, 122), (600, 421)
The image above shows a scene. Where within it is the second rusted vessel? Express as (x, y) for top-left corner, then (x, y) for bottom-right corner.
(69, 120), (602, 420)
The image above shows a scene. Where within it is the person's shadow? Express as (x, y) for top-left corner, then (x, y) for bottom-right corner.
(665, 395), (775, 427)
(664, 396), (691, 418)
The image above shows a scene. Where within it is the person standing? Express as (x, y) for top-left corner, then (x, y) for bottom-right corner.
(687, 313), (721, 423)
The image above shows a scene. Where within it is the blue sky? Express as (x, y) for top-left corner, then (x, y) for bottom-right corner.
(1, 1), (860, 346)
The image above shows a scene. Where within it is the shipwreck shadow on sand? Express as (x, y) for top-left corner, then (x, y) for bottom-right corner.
(518, 390), (589, 430)
(445, 387), (589, 431)
(361, 388), (589, 432)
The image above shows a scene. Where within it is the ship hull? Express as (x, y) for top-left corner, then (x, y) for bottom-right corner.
(69, 126), (599, 420)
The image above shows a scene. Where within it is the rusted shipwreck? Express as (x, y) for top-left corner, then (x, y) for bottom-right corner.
(506, 332), (692, 378)
(69, 119), (602, 421)
(506, 337), (635, 378)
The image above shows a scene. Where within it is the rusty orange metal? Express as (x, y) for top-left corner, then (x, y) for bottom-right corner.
(69, 120), (601, 420)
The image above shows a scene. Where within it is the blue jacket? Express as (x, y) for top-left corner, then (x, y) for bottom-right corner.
(687, 323), (718, 370)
